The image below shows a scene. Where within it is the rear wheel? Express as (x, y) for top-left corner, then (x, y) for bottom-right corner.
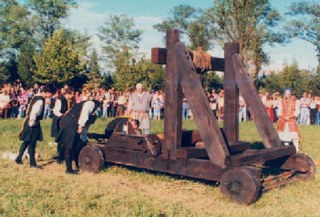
(281, 153), (316, 180)
(220, 167), (261, 205)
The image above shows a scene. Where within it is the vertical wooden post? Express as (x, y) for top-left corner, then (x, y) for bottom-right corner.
(224, 43), (240, 144)
(163, 29), (183, 160)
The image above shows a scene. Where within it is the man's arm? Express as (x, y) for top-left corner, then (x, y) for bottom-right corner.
(78, 101), (95, 133)
(29, 100), (44, 126)
(53, 99), (63, 117)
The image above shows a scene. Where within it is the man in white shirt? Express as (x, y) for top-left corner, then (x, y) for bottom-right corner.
(56, 99), (101, 174)
(51, 88), (68, 163)
(16, 84), (56, 167)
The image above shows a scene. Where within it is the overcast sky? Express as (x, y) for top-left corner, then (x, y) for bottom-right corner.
(63, 0), (318, 73)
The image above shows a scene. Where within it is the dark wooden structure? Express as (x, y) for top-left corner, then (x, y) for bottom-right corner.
(79, 29), (316, 205)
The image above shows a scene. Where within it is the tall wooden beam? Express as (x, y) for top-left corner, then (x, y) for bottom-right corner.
(224, 43), (240, 144)
(175, 42), (229, 168)
(163, 29), (183, 160)
(232, 54), (282, 148)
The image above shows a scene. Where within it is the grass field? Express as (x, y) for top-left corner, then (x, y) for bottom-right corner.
(0, 118), (319, 217)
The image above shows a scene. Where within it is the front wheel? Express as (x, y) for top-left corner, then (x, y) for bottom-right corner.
(79, 145), (104, 173)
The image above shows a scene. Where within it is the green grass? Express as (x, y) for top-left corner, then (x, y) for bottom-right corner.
(0, 118), (319, 217)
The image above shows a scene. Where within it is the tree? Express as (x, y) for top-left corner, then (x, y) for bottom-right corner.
(307, 70), (320, 96)
(260, 62), (309, 96)
(98, 14), (143, 71)
(17, 41), (37, 87)
(286, 1), (320, 69)
(28, 0), (77, 42)
(258, 71), (282, 94)
(113, 59), (164, 91)
(0, 0), (32, 52)
(101, 73), (114, 90)
(154, 4), (213, 50)
(0, 63), (10, 85)
(205, 0), (286, 79)
(201, 71), (223, 91)
(63, 29), (91, 61)
(33, 29), (84, 87)
(85, 49), (103, 90)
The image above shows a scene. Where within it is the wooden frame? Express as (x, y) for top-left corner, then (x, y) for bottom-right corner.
(81, 29), (315, 205)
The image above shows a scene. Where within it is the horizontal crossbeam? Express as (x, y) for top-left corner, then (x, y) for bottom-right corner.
(151, 47), (225, 72)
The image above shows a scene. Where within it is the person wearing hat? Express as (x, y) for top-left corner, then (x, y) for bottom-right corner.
(128, 83), (152, 134)
(15, 83), (56, 168)
(276, 89), (301, 151)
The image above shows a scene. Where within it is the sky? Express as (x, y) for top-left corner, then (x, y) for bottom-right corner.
(63, 0), (318, 73)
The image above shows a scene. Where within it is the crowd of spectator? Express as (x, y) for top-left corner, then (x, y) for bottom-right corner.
(0, 80), (320, 126)
(239, 91), (320, 125)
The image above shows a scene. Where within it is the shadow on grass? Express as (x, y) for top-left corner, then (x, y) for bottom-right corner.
(103, 162), (220, 187)
(38, 158), (59, 167)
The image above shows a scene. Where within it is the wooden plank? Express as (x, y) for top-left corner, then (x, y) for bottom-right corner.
(232, 54), (282, 148)
(228, 142), (251, 154)
(107, 134), (145, 151)
(226, 145), (296, 166)
(163, 29), (183, 160)
(176, 142), (251, 159)
(151, 47), (225, 72)
(174, 42), (230, 168)
(151, 48), (167, 64)
(175, 147), (208, 159)
(101, 145), (225, 181)
(224, 43), (240, 144)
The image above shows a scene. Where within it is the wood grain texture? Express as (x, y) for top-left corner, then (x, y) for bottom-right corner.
(226, 145), (296, 166)
(224, 43), (240, 144)
(163, 29), (183, 160)
(174, 42), (230, 168)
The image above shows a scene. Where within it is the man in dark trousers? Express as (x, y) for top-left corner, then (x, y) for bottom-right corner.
(57, 99), (100, 174)
(15, 83), (56, 168)
(51, 88), (68, 163)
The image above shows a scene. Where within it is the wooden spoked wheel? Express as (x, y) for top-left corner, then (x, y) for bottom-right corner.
(281, 153), (316, 180)
(79, 145), (104, 173)
(220, 167), (261, 205)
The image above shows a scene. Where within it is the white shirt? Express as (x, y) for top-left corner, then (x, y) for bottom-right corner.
(53, 99), (63, 117)
(78, 101), (96, 127)
(0, 94), (10, 108)
(29, 100), (44, 126)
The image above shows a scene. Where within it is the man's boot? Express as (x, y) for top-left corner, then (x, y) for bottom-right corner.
(65, 160), (78, 174)
(15, 142), (28, 164)
(29, 152), (42, 169)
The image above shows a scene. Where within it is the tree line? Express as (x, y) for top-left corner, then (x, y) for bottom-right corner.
(0, 0), (319, 93)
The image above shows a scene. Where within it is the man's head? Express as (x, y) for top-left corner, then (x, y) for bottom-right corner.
(284, 89), (292, 99)
(136, 83), (143, 94)
(303, 92), (307, 98)
(130, 119), (140, 130)
(42, 83), (56, 98)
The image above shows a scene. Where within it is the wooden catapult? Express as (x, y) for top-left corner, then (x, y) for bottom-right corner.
(79, 29), (316, 204)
